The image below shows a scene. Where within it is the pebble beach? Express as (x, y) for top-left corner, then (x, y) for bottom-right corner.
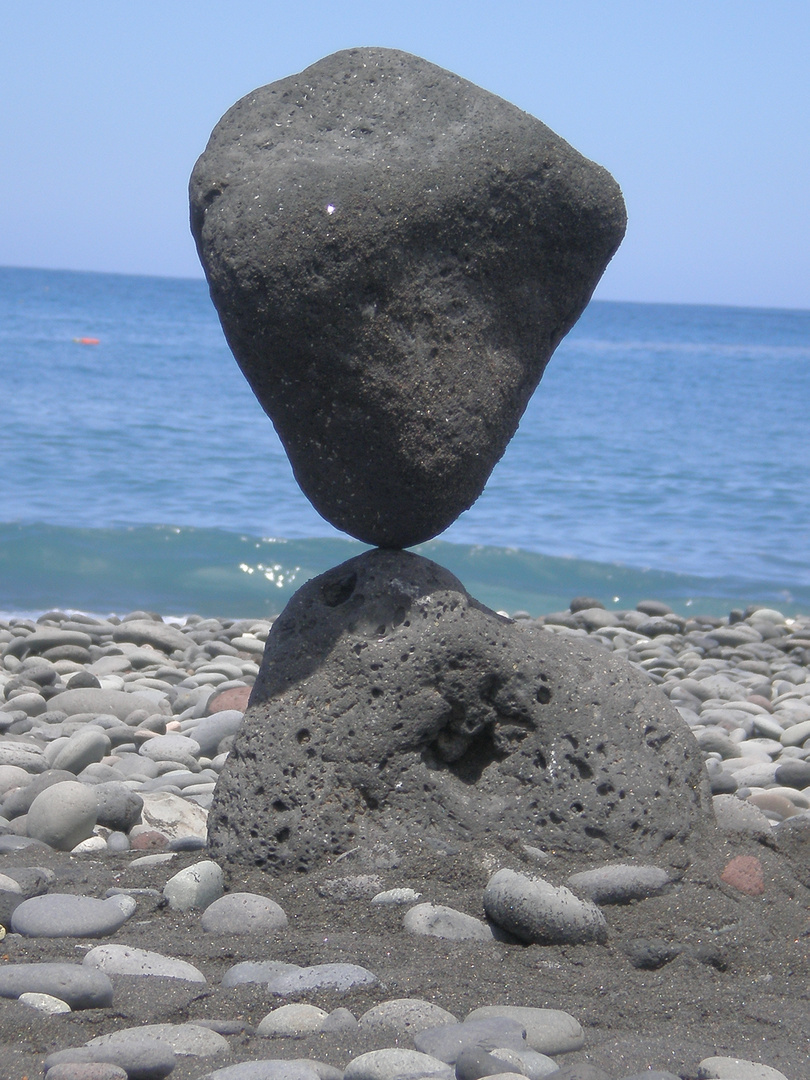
(0, 600), (808, 1080)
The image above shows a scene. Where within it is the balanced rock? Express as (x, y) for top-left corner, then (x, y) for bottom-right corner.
(207, 550), (711, 874)
(190, 47), (625, 547)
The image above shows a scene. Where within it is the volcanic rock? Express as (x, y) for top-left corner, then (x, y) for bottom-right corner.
(207, 550), (711, 875)
(190, 47), (626, 547)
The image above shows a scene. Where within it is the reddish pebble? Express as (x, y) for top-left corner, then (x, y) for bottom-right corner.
(47, 1064), (128, 1079)
(747, 694), (773, 712)
(721, 855), (765, 896)
(207, 685), (251, 715)
(130, 829), (169, 851)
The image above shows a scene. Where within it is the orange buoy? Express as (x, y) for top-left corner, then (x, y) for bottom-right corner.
(73, 337), (100, 345)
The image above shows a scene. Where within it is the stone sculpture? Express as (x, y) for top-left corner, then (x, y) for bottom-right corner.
(192, 48), (713, 875)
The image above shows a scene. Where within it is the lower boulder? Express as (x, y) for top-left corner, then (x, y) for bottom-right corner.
(207, 550), (712, 874)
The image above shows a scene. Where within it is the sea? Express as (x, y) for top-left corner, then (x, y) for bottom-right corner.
(1, 265), (808, 621)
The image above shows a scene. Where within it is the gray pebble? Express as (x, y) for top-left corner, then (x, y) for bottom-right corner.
(11, 893), (136, 937)
(44, 1037), (177, 1080)
(265, 962), (378, 996)
(163, 859), (224, 911)
(221, 961), (303, 988)
(26, 780), (98, 850)
(404, 903), (496, 943)
(201, 892), (288, 933)
(83, 943), (206, 982)
(415, 1019), (528, 1063)
(359, 999), (459, 1038)
(89, 1022), (229, 1058)
(344, 1049), (453, 1080)
(466, 1007), (585, 1055)
(566, 864), (671, 904)
(483, 870), (607, 945)
(51, 726), (111, 773)
(0, 961), (113, 1009)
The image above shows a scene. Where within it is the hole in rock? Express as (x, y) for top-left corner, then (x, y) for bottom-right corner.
(565, 754), (594, 780)
(536, 685), (552, 704)
(596, 782), (615, 796)
(584, 825), (608, 840)
(322, 572), (357, 607)
(275, 827), (290, 843)
(571, 802), (584, 813)
(271, 799), (288, 812)
(296, 729), (311, 744)
(549, 811), (564, 824)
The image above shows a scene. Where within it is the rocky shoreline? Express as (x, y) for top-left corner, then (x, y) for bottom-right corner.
(0, 599), (808, 1080)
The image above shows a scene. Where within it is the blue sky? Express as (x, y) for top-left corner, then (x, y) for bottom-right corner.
(2, 1), (808, 309)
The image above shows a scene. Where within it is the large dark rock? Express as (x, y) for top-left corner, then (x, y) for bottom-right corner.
(207, 550), (712, 875)
(190, 48), (626, 547)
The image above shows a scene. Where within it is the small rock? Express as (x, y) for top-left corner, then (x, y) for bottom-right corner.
(256, 1004), (330, 1037)
(163, 860), (224, 911)
(26, 780), (98, 850)
(83, 943), (206, 982)
(483, 869), (607, 945)
(403, 903), (495, 942)
(201, 892), (288, 933)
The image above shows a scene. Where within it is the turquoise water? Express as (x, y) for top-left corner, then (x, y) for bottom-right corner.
(1, 266), (808, 617)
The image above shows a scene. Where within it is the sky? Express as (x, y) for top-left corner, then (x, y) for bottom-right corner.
(2, 1), (808, 310)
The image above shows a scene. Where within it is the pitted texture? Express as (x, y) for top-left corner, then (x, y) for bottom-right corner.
(207, 550), (712, 873)
(190, 47), (626, 547)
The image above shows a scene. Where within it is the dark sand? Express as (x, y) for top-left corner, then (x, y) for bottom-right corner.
(0, 825), (808, 1080)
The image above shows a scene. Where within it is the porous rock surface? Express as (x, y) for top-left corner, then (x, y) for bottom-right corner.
(207, 550), (712, 874)
(190, 47), (626, 547)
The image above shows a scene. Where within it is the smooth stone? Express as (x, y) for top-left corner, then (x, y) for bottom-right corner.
(697, 1058), (790, 1080)
(0, 743), (48, 772)
(208, 551), (711, 875)
(415, 1019), (528, 1064)
(0, 833), (51, 851)
(359, 999), (459, 1038)
(371, 888), (422, 905)
(2, 767), (77, 818)
(43, 1039), (176, 1080)
(26, 780), (98, 850)
(0, 690), (47, 716)
(712, 794), (775, 843)
(455, 1048), (521, 1080)
(163, 860), (224, 911)
(483, 869), (607, 945)
(200, 892), (287, 933)
(466, 1006), (585, 1055)
(187, 711), (244, 756)
(139, 790), (208, 840)
(221, 961), (303, 988)
(47, 687), (167, 720)
(139, 732), (201, 766)
(265, 963), (379, 996)
(403, 903), (495, 942)
(94, 781), (144, 832)
(0, 962), (113, 1008)
(774, 757), (810, 788)
(5, 629), (93, 659)
(90, 1023), (229, 1057)
(486, 1048), (558, 1080)
(46, 1066), (129, 1080)
(0, 763), (31, 795)
(190, 47), (625, 548)
(19, 990), (71, 1013)
(779, 718), (810, 746)
(196, 1064), (330, 1080)
(256, 1004), (330, 1037)
(566, 864), (671, 904)
(111, 620), (191, 653)
(344, 1049), (453, 1080)
(52, 726), (112, 773)
(83, 943), (206, 983)
(11, 893), (135, 937)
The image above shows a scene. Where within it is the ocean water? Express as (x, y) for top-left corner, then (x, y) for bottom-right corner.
(1, 265), (808, 618)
